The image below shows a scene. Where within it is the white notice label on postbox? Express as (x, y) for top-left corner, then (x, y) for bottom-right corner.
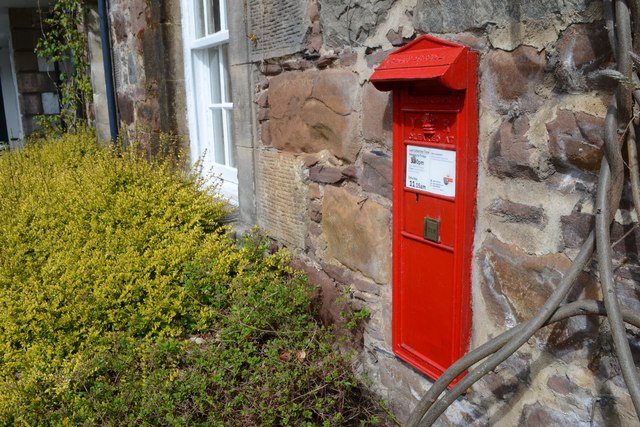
(406, 145), (456, 197)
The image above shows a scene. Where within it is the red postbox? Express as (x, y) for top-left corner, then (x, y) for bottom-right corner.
(370, 35), (478, 381)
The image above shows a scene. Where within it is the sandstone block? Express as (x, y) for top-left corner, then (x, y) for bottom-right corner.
(322, 186), (391, 284)
(311, 70), (357, 116)
(268, 70), (361, 162)
(546, 110), (604, 172)
(256, 150), (308, 248)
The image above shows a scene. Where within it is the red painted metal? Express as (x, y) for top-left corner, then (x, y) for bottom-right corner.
(371, 35), (478, 382)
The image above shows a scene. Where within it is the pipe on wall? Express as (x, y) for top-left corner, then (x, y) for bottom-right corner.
(97, 0), (118, 142)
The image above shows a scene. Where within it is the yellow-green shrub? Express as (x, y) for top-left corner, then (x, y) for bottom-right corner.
(0, 132), (381, 426)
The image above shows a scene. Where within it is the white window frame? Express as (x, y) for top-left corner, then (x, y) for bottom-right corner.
(181, 0), (238, 202)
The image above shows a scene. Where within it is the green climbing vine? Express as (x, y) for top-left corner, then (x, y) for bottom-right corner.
(35, 0), (91, 133)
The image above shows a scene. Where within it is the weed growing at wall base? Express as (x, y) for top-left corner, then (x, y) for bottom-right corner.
(0, 132), (382, 426)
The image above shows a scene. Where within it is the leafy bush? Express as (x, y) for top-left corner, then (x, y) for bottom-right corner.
(0, 132), (381, 426)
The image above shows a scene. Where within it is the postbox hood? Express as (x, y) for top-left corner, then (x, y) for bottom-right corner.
(370, 35), (470, 91)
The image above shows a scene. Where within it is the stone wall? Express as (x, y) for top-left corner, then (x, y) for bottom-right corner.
(245, 0), (640, 425)
(104, 0), (187, 143)
(8, 8), (60, 136)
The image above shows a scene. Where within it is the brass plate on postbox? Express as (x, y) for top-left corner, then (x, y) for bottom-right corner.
(424, 217), (440, 242)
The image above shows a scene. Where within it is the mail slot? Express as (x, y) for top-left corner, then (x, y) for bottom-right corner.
(371, 35), (478, 381)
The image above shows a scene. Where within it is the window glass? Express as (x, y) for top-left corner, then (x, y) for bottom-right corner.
(194, 0), (205, 38)
(221, 45), (231, 103)
(207, 0), (221, 34)
(211, 108), (225, 164)
(208, 47), (222, 104)
(225, 108), (235, 168)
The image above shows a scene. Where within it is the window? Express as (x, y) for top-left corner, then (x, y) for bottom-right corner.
(182, 0), (237, 201)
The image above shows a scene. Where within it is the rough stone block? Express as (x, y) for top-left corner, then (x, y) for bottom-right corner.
(366, 48), (392, 68)
(556, 22), (613, 91)
(488, 116), (545, 180)
(258, 63), (283, 76)
(361, 150), (392, 199)
(560, 211), (593, 249)
(339, 48), (358, 67)
(518, 402), (586, 426)
(260, 122), (271, 146)
(478, 236), (597, 329)
(289, 259), (341, 324)
(362, 82), (392, 146)
(308, 165), (343, 184)
(257, 107), (269, 122)
(481, 46), (545, 114)
(111, 10), (129, 44)
(256, 91), (268, 108)
(546, 110), (604, 172)
(309, 200), (322, 223)
(282, 59), (313, 71)
(487, 198), (547, 228)
(414, 0), (592, 33)
(322, 186), (391, 284)
(321, 261), (381, 296)
(319, 0), (394, 47)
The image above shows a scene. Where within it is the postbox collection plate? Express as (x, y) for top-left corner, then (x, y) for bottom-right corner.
(424, 217), (440, 242)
